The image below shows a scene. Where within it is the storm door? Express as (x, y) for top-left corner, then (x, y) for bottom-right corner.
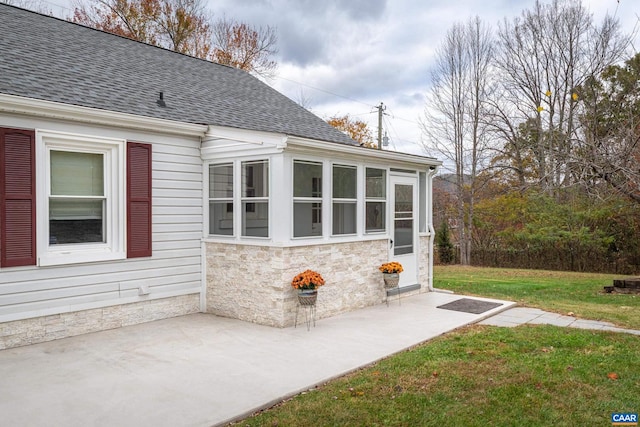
(389, 174), (418, 287)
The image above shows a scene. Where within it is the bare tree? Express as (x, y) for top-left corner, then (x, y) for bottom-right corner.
(295, 89), (313, 110)
(211, 16), (278, 79)
(155, 0), (212, 55)
(575, 53), (640, 203)
(423, 23), (467, 263)
(464, 17), (493, 264)
(1, 0), (51, 13)
(72, 0), (213, 56)
(421, 17), (493, 265)
(490, 0), (631, 194)
(72, 0), (278, 77)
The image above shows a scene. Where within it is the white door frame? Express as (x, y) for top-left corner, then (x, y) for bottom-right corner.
(389, 173), (418, 288)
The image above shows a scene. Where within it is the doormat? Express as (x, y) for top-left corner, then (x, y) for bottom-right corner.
(436, 298), (503, 314)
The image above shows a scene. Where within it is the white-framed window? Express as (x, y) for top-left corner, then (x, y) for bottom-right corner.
(37, 130), (125, 266)
(293, 160), (323, 238)
(209, 163), (234, 236)
(208, 159), (270, 238)
(242, 160), (269, 237)
(365, 167), (386, 233)
(332, 164), (357, 235)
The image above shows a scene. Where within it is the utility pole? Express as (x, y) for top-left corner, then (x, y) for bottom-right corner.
(377, 102), (385, 150)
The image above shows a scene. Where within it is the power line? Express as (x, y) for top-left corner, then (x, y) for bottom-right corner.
(39, 0), (73, 16)
(273, 75), (411, 141)
(273, 75), (374, 109)
(384, 117), (420, 150)
(36, 0), (426, 149)
(384, 104), (422, 127)
(274, 76), (425, 132)
(39, 0), (423, 130)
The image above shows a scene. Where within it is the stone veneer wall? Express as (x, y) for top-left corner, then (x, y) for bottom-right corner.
(205, 239), (414, 327)
(418, 235), (432, 291)
(0, 294), (200, 350)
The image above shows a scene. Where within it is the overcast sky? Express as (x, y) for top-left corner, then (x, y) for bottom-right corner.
(39, 0), (640, 156)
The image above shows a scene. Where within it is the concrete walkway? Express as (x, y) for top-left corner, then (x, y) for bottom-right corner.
(480, 306), (640, 335)
(0, 292), (512, 427)
(1, 294), (638, 427)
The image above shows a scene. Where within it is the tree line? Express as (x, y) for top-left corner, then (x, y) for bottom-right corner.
(8, 0), (636, 273)
(426, 0), (640, 274)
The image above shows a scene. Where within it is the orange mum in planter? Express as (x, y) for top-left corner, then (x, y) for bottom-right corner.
(291, 270), (325, 290)
(379, 262), (403, 274)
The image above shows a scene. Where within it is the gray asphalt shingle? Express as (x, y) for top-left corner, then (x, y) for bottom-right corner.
(0, 4), (357, 146)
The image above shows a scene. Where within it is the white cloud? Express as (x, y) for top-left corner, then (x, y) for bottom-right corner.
(40, 0), (640, 156)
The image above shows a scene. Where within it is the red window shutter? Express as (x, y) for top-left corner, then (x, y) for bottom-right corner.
(0, 128), (36, 267)
(127, 142), (152, 258)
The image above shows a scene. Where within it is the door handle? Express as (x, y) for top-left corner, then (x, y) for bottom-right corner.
(390, 239), (393, 248)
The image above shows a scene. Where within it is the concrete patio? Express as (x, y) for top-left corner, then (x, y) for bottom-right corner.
(480, 306), (640, 335)
(0, 292), (513, 427)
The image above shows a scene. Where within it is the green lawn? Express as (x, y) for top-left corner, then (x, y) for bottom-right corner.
(230, 267), (640, 426)
(433, 265), (640, 329)
(233, 326), (640, 426)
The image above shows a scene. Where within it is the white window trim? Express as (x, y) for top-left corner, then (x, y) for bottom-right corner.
(208, 162), (235, 237)
(331, 163), (358, 237)
(206, 158), (272, 240)
(292, 159), (324, 239)
(36, 130), (125, 266)
(364, 166), (388, 235)
(241, 159), (270, 239)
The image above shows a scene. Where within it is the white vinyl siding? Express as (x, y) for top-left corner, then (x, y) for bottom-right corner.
(0, 118), (203, 323)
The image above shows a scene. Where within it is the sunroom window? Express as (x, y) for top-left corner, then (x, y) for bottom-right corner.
(365, 167), (386, 233)
(293, 160), (322, 237)
(332, 164), (357, 235)
(209, 163), (234, 236)
(242, 160), (269, 237)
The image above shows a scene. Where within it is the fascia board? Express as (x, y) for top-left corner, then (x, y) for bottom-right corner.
(200, 126), (288, 160)
(202, 126), (289, 148)
(285, 136), (442, 168)
(0, 94), (208, 137)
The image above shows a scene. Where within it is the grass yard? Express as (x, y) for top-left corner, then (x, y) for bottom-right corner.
(434, 265), (640, 329)
(234, 326), (640, 426)
(231, 267), (640, 426)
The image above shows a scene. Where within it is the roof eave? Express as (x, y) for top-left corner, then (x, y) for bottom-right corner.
(285, 135), (442, 168)
(0, 93), (208, 137)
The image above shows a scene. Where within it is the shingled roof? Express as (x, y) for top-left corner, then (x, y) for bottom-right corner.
(0, 4), (357, 146)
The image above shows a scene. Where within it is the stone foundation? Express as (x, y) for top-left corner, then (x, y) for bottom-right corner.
(419, 234), (432, 289)
(205, 239), (430, 327)
(0, 294), (200, 350)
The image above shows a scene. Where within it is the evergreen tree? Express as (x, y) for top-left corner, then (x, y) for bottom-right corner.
(436, 220), (455, 264)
